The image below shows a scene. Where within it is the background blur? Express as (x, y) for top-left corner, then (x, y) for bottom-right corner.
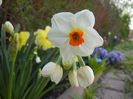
(0, 0), (132, 39)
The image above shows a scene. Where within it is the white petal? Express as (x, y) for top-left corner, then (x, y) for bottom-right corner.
(0, 0), (2, 6)
(75, 9), (95, 28)
(60, 41), (75, 60)
(84, 27), (103, 51)
(41, 62), (56, 77)
(50, 65), (63, 84)
(48, 28), (68, 47)
(68, 70), (79, 87)
(71, 44), (94, 56)
(52, 12), (75, 33)
(77, 66), (94, 88)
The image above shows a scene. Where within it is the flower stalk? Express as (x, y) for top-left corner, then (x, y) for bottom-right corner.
(77, 56), (85, 66)
(56, 56), (62, 65)
(8, 34), (18, 99)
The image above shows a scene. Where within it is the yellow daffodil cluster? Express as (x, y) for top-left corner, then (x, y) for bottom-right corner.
(35, 26), (54, 50)
(17, 32), (29, 50)
(3, 21), (29, 51)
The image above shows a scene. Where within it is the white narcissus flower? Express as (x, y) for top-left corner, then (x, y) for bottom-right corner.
(108, 32), (111, 35)
(48, 9), (103, 60)
(77, 66), (94, 88)
(41, 62), (63, 84)
(4, 21), (14, 34)
(0, 0), (2, 6)
(68, 70), (79, 87)
(114, 35), (117, 39)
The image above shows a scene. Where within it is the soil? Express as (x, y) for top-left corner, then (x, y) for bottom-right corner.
(42, 78), (69, 99)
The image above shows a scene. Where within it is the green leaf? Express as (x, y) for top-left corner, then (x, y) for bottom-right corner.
(69, 93), (82, 99)
(94, 67), (105, 77)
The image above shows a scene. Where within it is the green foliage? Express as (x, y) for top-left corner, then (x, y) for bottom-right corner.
(114, 44), (133, 95)
(110, 4), (130, 38)
(101, 3), (130, 39)
(114, 41), (133, 51)
(3, 0), (94, 32)
(124, 77), (133, 94)
(69, 93), (82, 99)
(0, 25), (59, 99)
(69, 84), (99, 99)
(88, 55), (106, 77)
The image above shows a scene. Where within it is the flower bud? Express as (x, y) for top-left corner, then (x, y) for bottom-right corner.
(77, 66), (94, 88)
(62, 59), (73, 70)
(41, 62), (63, 84)
(68, 70), (79, 87)
(4, 21), (14, 34)
(10, 33), (19, 62)
(36, 56), (41, 63)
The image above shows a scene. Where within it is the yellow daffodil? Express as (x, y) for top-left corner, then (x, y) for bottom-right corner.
(48, 9), (103, 60)
(68, 70), (79, 87)
(121, 39), (124, 43)
(77, 66), (94, 88)
(18, 32), (29, 50)
(4, 21), (14, 34)
(41, 62), (63, 84)
(35, 26), (54, 50)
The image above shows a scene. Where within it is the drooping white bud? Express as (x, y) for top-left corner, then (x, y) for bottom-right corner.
(36, 56), (41, 63)
(4, 21), (14, 34)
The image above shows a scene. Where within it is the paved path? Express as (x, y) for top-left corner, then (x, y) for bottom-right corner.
(95, 69), (133, 99)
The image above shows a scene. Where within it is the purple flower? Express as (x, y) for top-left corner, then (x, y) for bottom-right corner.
(91, 48), (108, 59)
(106, 51), (123, 65)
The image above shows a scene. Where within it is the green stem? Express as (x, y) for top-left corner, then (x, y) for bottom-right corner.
(55, 83), (70, 89)
(8, 60), (15, 99)
(72, 59), (77, 70)
(56, 56), (62, 65)
(77, 56), (85, 66)
(39, 67), (69, 98)
(8, 37), (18, 99)
(39, 84), (56, 98)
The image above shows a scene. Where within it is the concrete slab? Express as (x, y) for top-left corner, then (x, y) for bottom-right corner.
(96, 88), (125, 99)
(57, 87), (84, 99)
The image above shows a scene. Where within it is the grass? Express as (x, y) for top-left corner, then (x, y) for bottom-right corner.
(113, 41), (133, 95)
(114, 40), (133, 51)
